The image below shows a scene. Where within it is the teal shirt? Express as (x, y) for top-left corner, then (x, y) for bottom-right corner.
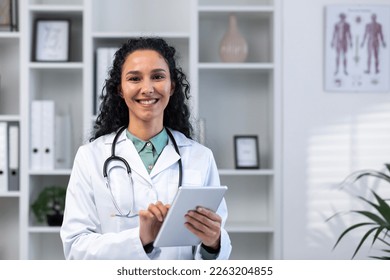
(126, 128), (168, 173)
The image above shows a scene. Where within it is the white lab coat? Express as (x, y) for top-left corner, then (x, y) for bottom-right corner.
(60, 129), (232, 260)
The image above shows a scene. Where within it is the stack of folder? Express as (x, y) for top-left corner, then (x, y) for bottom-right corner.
(31, 100), (55, 170)
(0, 121), (19, 193)
(30, 100), (72, 171)
(95, 47), (117, 114)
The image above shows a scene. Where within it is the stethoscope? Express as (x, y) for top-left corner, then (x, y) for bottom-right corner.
(103, 126), (182, 218)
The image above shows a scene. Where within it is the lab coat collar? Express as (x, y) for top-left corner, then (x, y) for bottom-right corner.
(103, 128), (192, 182)
(165, 128), (192, 148)
(103, 127), (192, 148)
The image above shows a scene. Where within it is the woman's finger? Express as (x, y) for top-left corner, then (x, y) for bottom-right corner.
(147, 201), (169, 222)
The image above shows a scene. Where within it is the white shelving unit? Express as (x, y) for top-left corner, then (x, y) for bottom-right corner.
(196, 0), (281, 259)
(0, 5), (21, 261)
(18, 0), (85, 260)
(0, 0), (281, 260)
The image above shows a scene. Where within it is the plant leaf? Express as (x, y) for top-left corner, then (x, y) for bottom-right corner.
(351, 227), (379, 259)
(333, 166), (390, 259)
(325, 211), (349, 222)
(372, 226), (385, 246)
(378, 237), (390, 247)
(333, 222), (376, 250)
(353, 210), (387, 226)
(342, 169), (390, 186)
(350, 194), (390, 227)
(371, 191), (390, 224)
(370, 256), (390, 260)
(356, 171), (390, 183)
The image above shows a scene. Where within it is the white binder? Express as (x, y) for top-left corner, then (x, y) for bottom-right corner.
(0, 122), (8, 193)
(31, 100), (55, 170)
(8, 122), (19, 191)
(31, 101), (42, 170)
(55, 114), (72, 169)
(41, 101), (55, 170)
(95, 47), (117, 114)
(96, 48), (108, 114)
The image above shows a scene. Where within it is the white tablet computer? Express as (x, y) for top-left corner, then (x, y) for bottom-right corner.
(153, 186), (227, 248)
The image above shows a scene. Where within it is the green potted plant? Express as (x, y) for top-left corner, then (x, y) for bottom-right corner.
(328, 164), (390, 259)
(31, 185), (67, 226)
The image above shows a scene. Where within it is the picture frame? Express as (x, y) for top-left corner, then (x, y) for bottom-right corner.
(0, 0), (17, 31)
(324, 5), (390, 92)
(234, 135), (260, 169)
(34, 19), (70, 62)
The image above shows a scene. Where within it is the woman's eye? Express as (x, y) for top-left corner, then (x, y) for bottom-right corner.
(127, 76), (140, 82)
(152, 74), (165, 80)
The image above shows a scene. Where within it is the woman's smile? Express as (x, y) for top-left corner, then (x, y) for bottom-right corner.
(136, 98), (159, 106)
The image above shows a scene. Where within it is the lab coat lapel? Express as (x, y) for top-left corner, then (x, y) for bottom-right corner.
(106, 130), (152, 185)
(150, 128), (193, 177)
(151, 143), (180, 177)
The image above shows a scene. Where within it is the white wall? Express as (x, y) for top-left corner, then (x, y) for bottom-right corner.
(282, 0), (390, 259)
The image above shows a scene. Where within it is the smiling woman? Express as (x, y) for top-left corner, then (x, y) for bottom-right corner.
(120, 49), (174, 140)
(92, 37), (192, 141)
(60, 37), (232, 260)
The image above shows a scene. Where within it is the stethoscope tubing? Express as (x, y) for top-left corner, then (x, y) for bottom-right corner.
(166, 128), (183, 187)
(103, 126), (183, 218)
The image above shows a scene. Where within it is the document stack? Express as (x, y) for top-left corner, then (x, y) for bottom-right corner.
(0, 121), (19, 193)
(95, 47), (117, 114)
(30, 100), (72, 171)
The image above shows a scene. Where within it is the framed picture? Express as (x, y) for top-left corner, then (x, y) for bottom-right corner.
(325, 5), (390, 92)
(234, 135), (260, 169)
(34, 19), (70, 62)
(0, 0), (17, 31)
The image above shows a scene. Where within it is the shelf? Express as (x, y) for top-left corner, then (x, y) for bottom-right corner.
(29, 62), (83, 69)
(219, 169), (274, 176)
(229, 232), (273, 260)
(29, 169), (72, 176)
(29, 4), (84, 13)
(92, 32), (190, 40)
(198, 12), (273, 63)
(226, 221), (274, 233)
(198, 69), (273, 169)
(199, 0), (274, 8)
(199, 62), (273, 70)
(0, 197), (19, 259)
(199, 6), (274, 13)
(0, 191), (20, 198)
(0, 37), (20, 115)
(0, 32), (20, 39)
(29, 0), (83, 4)
(28, 226), (61, 233)
(0, 115), (20, 122)
(92, 0), (190, 35)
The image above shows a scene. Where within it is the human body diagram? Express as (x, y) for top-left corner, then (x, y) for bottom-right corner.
(326, 7), (389, 92)
(360, 14), (386, 74)
(331, 13), (386, 77)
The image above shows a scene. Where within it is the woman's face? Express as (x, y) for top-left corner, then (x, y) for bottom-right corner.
(120, 49), (174, 128)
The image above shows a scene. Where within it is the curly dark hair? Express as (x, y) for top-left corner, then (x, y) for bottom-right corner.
(91, 37), (192, 141)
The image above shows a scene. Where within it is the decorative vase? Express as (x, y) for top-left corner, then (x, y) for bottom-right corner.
(219, 13), (248, 63)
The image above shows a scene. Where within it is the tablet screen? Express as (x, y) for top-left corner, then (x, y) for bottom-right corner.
(153, 186), (227, 247)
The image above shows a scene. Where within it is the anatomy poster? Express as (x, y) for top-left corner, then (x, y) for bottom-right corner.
(325, 5), (390, 92)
